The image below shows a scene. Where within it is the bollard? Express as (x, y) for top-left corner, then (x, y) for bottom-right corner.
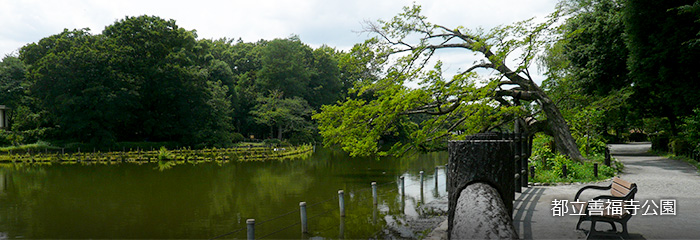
(300, 202), (308, 233)
(371, 182), (378, 205)
(420, 171), (424, 189)
(593, 163), (599, 178)
(247, 219), (255, 240)
(562, 164), (568, 178)
(400, 176), (405, 198)
(605, 147), (611, 166)
(530, 166), (535, 180)
(338, 190), (345, 217)
(435, 166), (439, 188)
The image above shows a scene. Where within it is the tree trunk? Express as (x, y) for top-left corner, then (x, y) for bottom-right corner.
(278, 124), (283, 140)
(534, 86), (587, 163)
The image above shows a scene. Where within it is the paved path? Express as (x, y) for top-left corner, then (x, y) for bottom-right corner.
(513, 142), (700, 239)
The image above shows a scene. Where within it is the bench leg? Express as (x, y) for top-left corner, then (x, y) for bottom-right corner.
(576, 215), (585, 230)
(586, 220), (598, 239)
(621, 221), (630, 239)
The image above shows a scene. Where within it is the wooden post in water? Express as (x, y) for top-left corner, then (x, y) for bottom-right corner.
(300, 202), (308, 233)
(338, 190), (345, 217)
(371, 182), (378, 205)
(246, 219), (255, 240)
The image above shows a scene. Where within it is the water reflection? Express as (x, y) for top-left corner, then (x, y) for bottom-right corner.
(0, 147), (447, 239)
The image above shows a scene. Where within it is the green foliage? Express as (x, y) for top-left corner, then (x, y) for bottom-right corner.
(680, 108), (700, 152)
(624, 0), (700, 133)
(541, 0), (635, 144)
(530, 133), (618, 183)
(156, 146), (173, 161)
(0, 140), (59, 153)
(6, 15), (352, 148)
(251, 90), (313, 141)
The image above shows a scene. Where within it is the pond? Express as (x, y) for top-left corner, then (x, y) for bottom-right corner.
(0, 147), (448, 239)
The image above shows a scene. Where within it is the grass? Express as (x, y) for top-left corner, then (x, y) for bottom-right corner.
(0, 141), (60, 153)
(529, 133), (623, 184)
(529, 157), (620, 184)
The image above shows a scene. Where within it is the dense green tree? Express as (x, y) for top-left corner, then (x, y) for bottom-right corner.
(540, 0), (634, 143)
(0, 55), (26, 109)
(251, 90), (313, 140)
(307, 46), (343, 108)
(624, 0), (700, 134)
(256, 38), (313, 99)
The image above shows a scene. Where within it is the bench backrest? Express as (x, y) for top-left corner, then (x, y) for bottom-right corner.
(611, 177), (637, 199)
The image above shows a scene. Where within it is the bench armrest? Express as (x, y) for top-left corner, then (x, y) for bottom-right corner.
(575, 184), (612, 200)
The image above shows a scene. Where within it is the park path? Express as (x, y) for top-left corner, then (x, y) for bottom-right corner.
(513, 142), (700, 239)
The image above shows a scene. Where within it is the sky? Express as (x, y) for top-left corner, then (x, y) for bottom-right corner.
(0, 0), (560, 82)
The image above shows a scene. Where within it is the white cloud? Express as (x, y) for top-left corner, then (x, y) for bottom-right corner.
(0, 0), (558, 83)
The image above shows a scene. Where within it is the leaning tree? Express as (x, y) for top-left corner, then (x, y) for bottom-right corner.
(314, 4), (587, 162)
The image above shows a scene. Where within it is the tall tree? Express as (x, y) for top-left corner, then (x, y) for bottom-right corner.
(315, 5), (587, 161)
(540, 0), (633, 142)
(252, 90), (312, 140)
(256, 38), (313, 99)
(624, 0), (700, 134)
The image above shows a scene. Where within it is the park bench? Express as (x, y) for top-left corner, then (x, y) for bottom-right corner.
(573, 177), (638, 239)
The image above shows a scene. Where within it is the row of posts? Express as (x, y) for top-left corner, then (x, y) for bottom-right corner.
(548, 146), (612, 179)
(513, 121), (531, 193)
(243, 167), (446, 239)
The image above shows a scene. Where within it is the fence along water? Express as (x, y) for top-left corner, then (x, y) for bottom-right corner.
(210, 166), (449, 239)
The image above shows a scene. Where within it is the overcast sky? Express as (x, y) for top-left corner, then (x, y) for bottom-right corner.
(1, 0), (560, 83)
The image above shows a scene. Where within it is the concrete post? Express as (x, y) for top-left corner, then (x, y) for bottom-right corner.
(300, 202), (308, 233)
(246, 219), (255, 240)
(400, 176), (405, 198)
(371, 182), (377, 206)
(435, 166), (439, 189)
(419, 170), (424, 190)
(338, 190), (345, 217)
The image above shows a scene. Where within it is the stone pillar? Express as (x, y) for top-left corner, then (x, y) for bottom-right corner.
(447, 135), (516, 239)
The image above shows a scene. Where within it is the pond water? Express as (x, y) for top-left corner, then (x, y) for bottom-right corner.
(0, 147), (448, 239)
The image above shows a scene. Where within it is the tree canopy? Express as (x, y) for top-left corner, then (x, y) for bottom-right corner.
(314, 4), (587, 161)
(2, 15), (351, 148)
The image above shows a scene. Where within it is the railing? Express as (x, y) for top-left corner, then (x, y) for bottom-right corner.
(210, 166), (450, 240)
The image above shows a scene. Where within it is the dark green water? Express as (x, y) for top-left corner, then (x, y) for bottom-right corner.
(0, 147), (448, 239)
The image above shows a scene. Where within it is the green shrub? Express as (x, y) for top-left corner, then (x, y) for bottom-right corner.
(231, 132), (245, 143)
(649, 133), (670, 152)
(669, 137), (691, 156)
(263, 138), (282, 146)
(530, 133), (618, 183)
